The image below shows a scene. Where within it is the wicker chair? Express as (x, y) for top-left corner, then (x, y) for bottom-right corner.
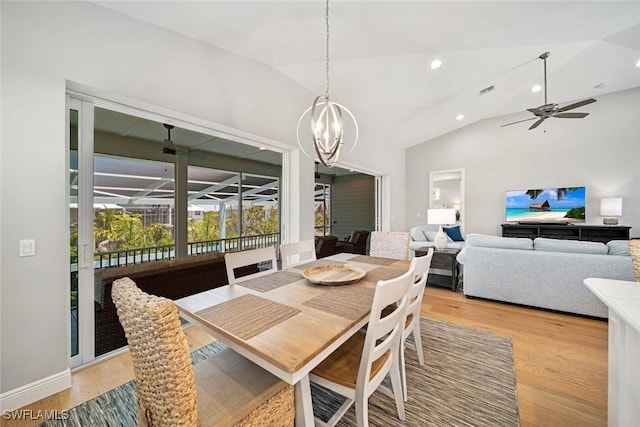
(112, 277), (294, 427)
(369, 231), (411, 260)
(630, 240), (640, 281)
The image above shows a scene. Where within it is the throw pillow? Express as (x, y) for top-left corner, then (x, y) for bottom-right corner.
(444, 225), (465, 242)
(423, 230), (439, 242)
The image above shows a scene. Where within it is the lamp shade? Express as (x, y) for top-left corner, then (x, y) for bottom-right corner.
(600, 198), (622, 217)
(427, 208), (457, 225)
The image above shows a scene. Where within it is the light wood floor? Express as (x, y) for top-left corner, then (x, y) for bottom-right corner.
(1, 286), (607, 427)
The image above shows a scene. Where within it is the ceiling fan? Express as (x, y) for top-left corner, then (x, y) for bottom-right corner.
(161, 124), (205, 159)
(501, 52), (597, 130)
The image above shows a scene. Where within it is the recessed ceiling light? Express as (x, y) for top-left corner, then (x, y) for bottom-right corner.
(430, 59), (442, 70)
(636, 59), (640, 67)
(258, 146), (267, 151)
(531, 84), (542, 93)
(456, 114), (464, 121)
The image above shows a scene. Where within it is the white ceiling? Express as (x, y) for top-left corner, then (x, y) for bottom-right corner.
(94, 0), (640, 148)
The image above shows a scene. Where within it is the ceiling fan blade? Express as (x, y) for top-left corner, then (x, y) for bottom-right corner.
(528, 118), (546, 130)
(175, 149), (206, 160)
(554, 112), (589, 119)
(558, 98), (596, 112)
(500, 117), (537, 128)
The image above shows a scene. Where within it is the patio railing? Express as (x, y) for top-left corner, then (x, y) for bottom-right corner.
(94, 232), (281, 269)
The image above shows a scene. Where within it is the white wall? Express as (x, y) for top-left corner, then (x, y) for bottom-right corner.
(406, 87), (640, 237)
(0, 1), (407, 403)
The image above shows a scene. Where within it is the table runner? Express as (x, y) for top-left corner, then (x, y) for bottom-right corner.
(303, 286), (375, 320)
(348, 255), (399, 266)
(236, 270), (303, 292)
(196, 294), (301, 340)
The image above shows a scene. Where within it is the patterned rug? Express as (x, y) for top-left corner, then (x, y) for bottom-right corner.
(38, 318), (519, 426)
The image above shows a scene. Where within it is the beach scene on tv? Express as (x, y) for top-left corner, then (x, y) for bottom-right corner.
(505, 187), (586, 223)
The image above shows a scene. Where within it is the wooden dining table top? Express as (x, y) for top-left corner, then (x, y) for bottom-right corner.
(174, 252), (410, 384)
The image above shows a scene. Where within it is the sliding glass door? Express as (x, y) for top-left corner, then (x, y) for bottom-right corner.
(68, 97), (95, 368)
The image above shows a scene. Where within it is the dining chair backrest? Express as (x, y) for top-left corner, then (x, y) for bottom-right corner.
(369, 231), (411, 260)
(405, 249), (432, 340)
(112, 277), (199, 425)
(399, 249), (433, 402)
(359, 263), (415, 395)
(225, 246), (278, 284)
(280, 239), (316, 269)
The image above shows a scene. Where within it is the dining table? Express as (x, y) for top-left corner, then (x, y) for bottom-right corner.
(174, 252), (410, 427)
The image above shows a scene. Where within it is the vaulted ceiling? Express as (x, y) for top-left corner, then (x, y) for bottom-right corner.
(94, 1), (640, 148)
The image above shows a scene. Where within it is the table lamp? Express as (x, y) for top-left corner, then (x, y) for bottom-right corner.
(601, 197), (622, 225)
(427, 208), (457, 250)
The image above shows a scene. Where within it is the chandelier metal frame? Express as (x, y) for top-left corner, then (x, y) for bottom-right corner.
(296, 0), (358, 168)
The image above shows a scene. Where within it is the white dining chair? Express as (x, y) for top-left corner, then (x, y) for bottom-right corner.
(400, 248), (433, 401)
(224, 246), (278, 284)
(309, 263), (415, 427)
(280, 239), (316, 269)
(369, 231), (411, 260)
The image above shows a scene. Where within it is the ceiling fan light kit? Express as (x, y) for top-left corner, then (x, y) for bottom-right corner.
(296, 0), (358, 168)
(502, 51), (597, 130)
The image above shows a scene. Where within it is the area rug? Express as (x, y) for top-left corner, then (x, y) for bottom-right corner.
(38, 318), (519, 426)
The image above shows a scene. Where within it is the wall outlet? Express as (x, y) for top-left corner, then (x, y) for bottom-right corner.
(19, 239), (36, 257)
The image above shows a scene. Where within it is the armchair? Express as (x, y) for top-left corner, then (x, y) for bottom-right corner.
(336, 230), (370, 255)
(315, 235), (339, 258)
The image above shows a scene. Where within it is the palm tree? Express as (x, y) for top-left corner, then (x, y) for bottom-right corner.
(526, 187), (581, 200)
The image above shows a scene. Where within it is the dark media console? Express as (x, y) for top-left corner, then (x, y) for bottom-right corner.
(501, 223), (631, 243)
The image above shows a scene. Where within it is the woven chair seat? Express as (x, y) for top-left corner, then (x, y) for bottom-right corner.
(194, 348), (294, 427)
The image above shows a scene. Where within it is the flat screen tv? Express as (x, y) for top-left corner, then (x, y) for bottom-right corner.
(505, 186), (586, 223)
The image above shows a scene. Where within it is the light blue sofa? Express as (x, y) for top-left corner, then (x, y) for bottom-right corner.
(409, 224), (466, 256)
(456, 234), (636, 318)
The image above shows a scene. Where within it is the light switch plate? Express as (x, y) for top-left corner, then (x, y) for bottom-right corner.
(19, 239), (36, 257)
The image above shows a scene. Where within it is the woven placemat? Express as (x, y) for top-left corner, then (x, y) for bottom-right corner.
(303, 286), (375, 320)
(236, 270), (303, 292)
(364, 267), (405, 283)
(348, 255), (398, 266)
(295, 259), (344, 270)
(196, 294), (301, 340)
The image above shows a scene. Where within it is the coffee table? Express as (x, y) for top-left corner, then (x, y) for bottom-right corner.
(418, 248), (460, 291)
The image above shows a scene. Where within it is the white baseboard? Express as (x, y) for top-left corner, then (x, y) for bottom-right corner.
(0, 369), (71, 413)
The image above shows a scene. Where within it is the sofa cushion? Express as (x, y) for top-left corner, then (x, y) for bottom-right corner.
(444, 225), (465, 242)
(534, 237), (608, 255)
(607, 240), (630, 256)
(410, 227), (427, 241)
(466, 234), (533, 250)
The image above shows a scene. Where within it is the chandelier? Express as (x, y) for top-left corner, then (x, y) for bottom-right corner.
(296, 0), (358, 168)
